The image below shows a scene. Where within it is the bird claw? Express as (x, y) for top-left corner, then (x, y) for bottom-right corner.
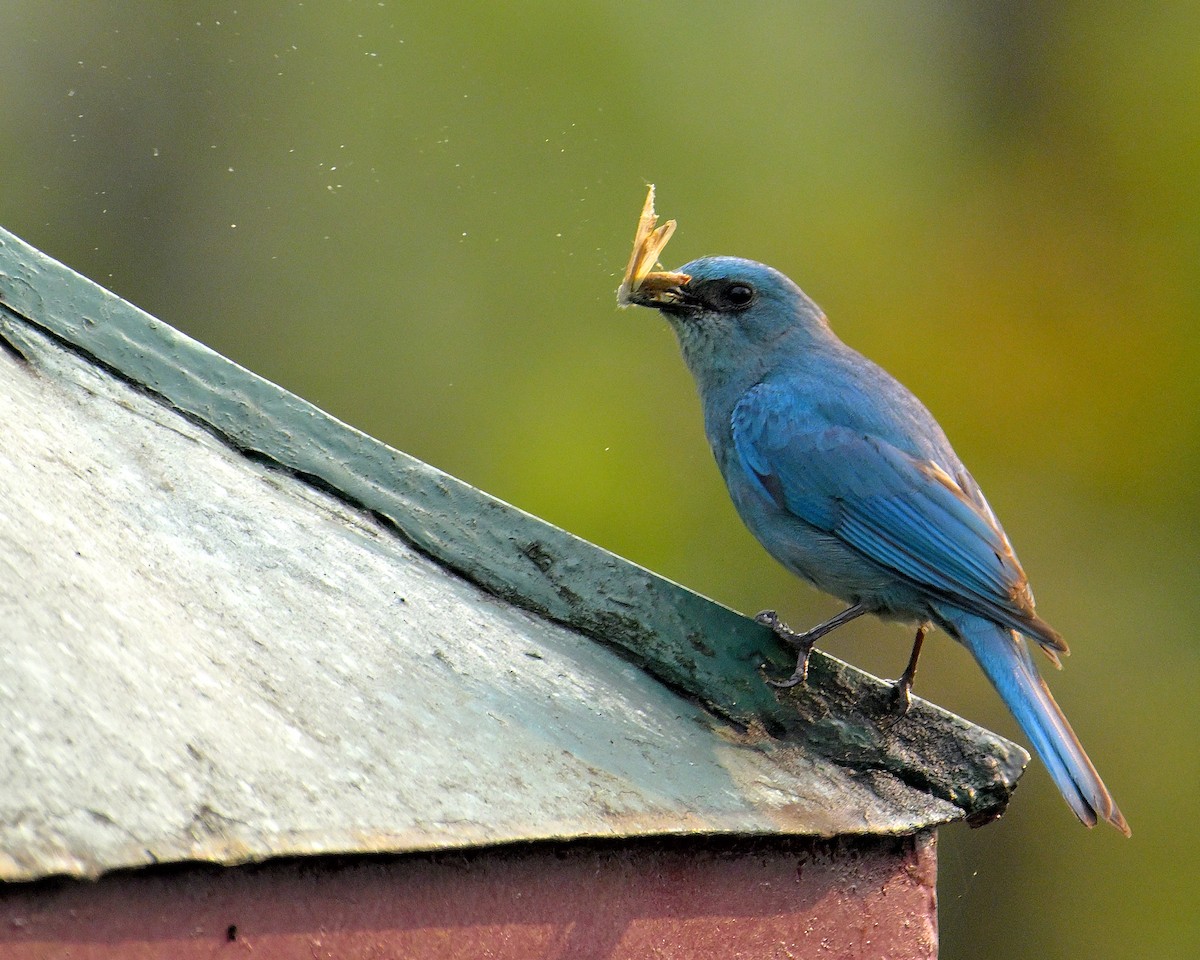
(885, 624), (926, 718)
(765, 665), (809, 689)
(754, 609), (800, 644)
(888, 677), (913, 717)
(756, 609), (817, 689)
(754, 609), (783, 630)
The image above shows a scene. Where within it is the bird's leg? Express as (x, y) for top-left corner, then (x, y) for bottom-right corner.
(889, 624), (928, 716)
(757, 603), (869, 689)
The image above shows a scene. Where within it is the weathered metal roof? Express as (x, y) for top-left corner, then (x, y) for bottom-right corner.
(0, 226), (1027, 882)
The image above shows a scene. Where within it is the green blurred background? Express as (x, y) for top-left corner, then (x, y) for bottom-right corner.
(2, 2), (1195, 956)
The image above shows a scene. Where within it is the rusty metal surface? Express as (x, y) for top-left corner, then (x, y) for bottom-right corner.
(0, 834), (938, 959)
(0, 226), (1026, 884)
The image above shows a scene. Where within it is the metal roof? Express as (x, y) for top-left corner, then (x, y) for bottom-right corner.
(0, 226), (1027, 882)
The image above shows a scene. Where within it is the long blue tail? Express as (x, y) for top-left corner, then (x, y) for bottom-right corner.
(942, 609), (1130, 835)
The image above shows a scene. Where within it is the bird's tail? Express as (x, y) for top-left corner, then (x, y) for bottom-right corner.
(942, 609), (1130, 836)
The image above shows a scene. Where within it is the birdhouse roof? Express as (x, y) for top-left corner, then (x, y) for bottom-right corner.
(0, 226), (1026, 883)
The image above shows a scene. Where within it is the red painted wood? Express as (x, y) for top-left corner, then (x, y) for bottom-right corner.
(0, 834), (937, 959)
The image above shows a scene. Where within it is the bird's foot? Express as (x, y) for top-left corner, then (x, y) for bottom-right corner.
(887, 676), (914, 717)
(885, 624), (927, 718)
(756, 610), (818, 689)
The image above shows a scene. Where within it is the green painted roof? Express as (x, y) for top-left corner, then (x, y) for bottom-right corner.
(0, 226), (1026, 882)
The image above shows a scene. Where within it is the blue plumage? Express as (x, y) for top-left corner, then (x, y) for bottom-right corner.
(625, 254), (1128, 834)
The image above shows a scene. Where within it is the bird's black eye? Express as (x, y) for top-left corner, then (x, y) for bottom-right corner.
(724, 283), (755, 308)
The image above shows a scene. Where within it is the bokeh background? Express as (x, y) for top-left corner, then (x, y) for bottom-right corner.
(2, 3), (1196, 957)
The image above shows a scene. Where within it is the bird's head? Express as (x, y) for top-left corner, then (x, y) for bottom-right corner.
(623, 255), (831, 387)
(616, 187), (831, 391)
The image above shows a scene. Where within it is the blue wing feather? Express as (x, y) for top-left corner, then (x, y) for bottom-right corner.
(731, 381), (1046, 636)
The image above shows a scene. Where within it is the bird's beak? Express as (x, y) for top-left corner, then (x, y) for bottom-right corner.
(622, 269), (692, 309)
(617, 185), (691, 309)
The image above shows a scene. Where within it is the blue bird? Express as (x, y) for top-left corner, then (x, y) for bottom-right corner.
(621, 227), (1129, 834)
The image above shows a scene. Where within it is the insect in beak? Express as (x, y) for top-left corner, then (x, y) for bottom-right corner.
(617, 185), (691, 308)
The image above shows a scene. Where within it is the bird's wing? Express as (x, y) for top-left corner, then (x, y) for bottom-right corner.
(731, 381), (1058, 644)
